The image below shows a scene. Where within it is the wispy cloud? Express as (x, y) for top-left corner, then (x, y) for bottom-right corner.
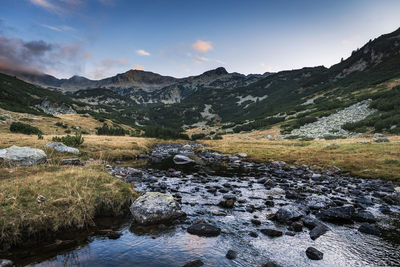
(39, 23), (74, 32)
(136, 49), (150, 56)
(192, 40), (213, 53)
(30, 0), (63, 13)
(260, 63), (280, 73)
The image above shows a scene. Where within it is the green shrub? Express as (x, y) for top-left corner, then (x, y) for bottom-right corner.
(213, 134), (223, 140)
(55, 122), (68, 128)
(143, 126), (189, 140)
(10, 122), (42, 135)
(96, 124), (127, 136)
(191, 133), (206, 140)
(64, 129), (72, 134)
(52, 133), (84, 147)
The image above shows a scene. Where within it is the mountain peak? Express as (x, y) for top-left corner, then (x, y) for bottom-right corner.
(201, 67), (228, 76)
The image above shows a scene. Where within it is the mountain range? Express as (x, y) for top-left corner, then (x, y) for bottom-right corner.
(1, 27), (400, 137)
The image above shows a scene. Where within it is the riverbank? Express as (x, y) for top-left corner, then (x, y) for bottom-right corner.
(203, 135), (400, 181)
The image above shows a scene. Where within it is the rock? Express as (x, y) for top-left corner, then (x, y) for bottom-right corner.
(251, 219), (262, 226)
(305, 195), (333, 210)
(219, 198), (235, 208)
(182, 259), (204, 267)
(306, 247), (323, 260)
(187, 223), (221, 237)
(291, 222), (303, 232)
(302, 216), (321, 229)
(318, 205), (355, 224)
(226, 249), (238, 260)
(60, 158), (84, 166)
(374, 137), (389, 143)
(309, 224), (330, 240)
(353, 210), (376, 223)
(358, 223), (381, 236)
(237, 153), (247, 158)
(249, 231), (258, 238)
(262, 262), (280, 267)
(173, 154), (195, 165)
(46, 142), (80, 154)
(130, 192), (185, 225)
(274, 205), (305, 224)
(0, 259), (13, 267)
(0, 146), (47, 166)
(260, 228), (283, 237)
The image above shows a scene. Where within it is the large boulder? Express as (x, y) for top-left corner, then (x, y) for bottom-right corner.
(46, 142), (80, 154)
(0, 146), (46, 166)
(130, 192), (185, 225)
(173, 154), (195, 165)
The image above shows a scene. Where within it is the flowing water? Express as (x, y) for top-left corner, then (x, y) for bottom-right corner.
(5, 144), (400, 267)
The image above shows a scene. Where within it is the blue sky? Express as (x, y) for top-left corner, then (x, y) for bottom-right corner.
(1, 0), (400, 79)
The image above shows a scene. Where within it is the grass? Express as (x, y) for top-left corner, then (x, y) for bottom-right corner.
(0, 164), (137, 248)
(0, 133), (156, 249)
(203, 135), (400, 181)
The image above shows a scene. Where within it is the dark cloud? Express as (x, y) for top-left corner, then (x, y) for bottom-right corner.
(0, 35), (84, 77)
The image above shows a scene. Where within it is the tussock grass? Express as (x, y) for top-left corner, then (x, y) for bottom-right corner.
(203, 136), (400, 181)
(0, 164), (136, 248)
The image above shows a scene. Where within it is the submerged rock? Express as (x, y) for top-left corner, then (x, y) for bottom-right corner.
(260, 228), (283, 237)
(0, 259), (13, 267)
(130, 192), (185, 225)
(46, 142), (80, 154)
(0, 146), (46, 166)
(187, 223), (221, 237)
(182, 259), (204, 267)
(226, 249), (238, 259)
(310, 224), (330, 240)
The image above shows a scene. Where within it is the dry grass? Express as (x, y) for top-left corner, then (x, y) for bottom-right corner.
(203, 135), (400, 181)
(0, 164), (136, 248)
(0, 109), (135, 135)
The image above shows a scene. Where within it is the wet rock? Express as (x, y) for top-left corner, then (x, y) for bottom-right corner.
(262, 261), (280, 267)
(60, 158), (84, 166)
(260, 228), (283, 237)
(0, 259), (13, 267)
(358, 223), (381, 236)
(353, 210), (376, 223)
(251, 219), (262, 226)
(285, 231), (296, 236)
(226, 249), (238, 260)
(305, 195), (333, 210)
(182, 259), (204, 267)
(274, 205), (305, 224)
(46, 142), (80, 154)
(130, 192), (185, 225)
(187, 223), (221, 237)
(173, 154), (195, 165)
(249, 231), (258, 238)
(265, 200), (275, 207)
(310, 224), (330, 240)
(291, 221), (303, 232)
(318, 205), (355, 224)
(219, 198), (235, 208)
(306, 247), (323, 260)
(0, 146), (47, 166)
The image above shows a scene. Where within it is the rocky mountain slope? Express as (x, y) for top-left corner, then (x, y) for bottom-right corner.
(1, 27), (400, 137)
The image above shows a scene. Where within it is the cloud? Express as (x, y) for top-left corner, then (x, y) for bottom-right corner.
(39, 23), (74, 32)
(132, 65), (144, 70)
(192, 40), (213, 53)
(0, 35), (85, 76)
(92, 58), (128, 79)
(83, 51), (93, 58)
(136, 49), (150, 56)
(30, 0), (64, 13)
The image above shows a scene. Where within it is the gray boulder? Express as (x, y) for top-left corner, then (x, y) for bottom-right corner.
(46, 142), (80, 154)
(130, 192), (185, 225)
(274, 205), (305, 223)
(0, 146), (47, 166)
(173, 154), (194, 165)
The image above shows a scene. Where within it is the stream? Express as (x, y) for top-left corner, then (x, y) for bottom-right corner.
(5, 143), (400, 266)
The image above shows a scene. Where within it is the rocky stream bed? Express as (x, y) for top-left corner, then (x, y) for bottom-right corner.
(4, 143), (400, 266)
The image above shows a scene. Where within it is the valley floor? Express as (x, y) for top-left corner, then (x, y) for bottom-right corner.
(0, 133), (399, 252)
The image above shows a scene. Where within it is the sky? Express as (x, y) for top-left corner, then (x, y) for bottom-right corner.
(0, 0), (400, 79)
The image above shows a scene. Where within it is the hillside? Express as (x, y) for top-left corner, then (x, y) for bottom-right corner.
(1, 27), (400, 138)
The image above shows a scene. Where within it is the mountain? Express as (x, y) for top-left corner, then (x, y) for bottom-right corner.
(1, 27), (400, 136)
